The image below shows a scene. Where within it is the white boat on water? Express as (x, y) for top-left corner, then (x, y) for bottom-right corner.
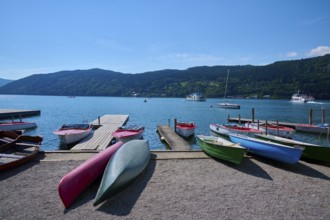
(218, 69), (240, 109)
(175, 122), (196, 138)
(53, 124), (92, 145)
(291, 90), (315, 103)
(186, 92), (206, 101)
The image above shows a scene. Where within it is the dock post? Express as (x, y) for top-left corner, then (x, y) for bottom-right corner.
(238, 114), (241, 125)
(257, 120), (259, 130)
(265, 120), (268, 135)
(321, 108), (326, 124)
(98, 116), (100, 125)
(276, 121), (279, 136)
(168, 118), (171, 126)
(174, 118), (177, 132)
(252, 108), (255, 123)
(309, 109), (313, 125)
(227, 114), (230, 123)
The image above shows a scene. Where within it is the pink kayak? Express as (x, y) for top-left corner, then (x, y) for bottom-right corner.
(58, 141), (124, 208)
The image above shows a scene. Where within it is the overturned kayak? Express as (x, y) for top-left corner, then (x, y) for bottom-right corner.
(58, 141), (124, 209)
(93, 140), (150, 206)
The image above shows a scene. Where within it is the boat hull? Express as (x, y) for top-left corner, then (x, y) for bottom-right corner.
(54, 124), (92, 145)
(229, 134), (303, 164)
(296, 124), (330, 134)
(112, 128), (144, 143)
(93, 140), (150, 206)
(218, 103), (240, 109)
(58, 141), (124, 208)
(247, 123), (295, 138)
(210, 124), (263, 137)
(255, 134), (330, 162)
(176, 123), (196, 137)
(0, 122), (37, 131)
(196, 135), (245, 165)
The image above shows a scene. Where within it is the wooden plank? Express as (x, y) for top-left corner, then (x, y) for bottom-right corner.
(0, 109), (41, 119)
(157, 125), (191, 151)
(228, 118), (297, 128)
(72, 115), (129, 150)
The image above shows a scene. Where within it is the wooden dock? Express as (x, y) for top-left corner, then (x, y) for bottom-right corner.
(0, 109), (41, 119)
(157, 125), (191, 150)
(72, 115), (129, 150)
(228, 117), (297, 128)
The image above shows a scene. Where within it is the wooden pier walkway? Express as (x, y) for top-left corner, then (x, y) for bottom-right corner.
(72, 115), (129, 150)
(0, 109), (40, 119)
(157, 125), (191, 150)
(228, 118), (297, 128)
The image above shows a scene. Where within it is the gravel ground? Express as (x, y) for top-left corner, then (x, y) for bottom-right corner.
(0, 154), (329, 220)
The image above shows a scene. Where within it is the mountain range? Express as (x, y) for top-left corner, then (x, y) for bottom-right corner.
(0, 54), (329, 99)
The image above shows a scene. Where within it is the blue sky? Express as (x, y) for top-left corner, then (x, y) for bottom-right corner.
(1, 0), (330, 80)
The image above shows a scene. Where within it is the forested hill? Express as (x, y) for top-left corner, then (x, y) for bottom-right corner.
(0, 54), (329, 99)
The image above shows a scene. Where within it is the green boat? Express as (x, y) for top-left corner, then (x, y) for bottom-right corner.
(196, 135), (246, 165)
(255, 134), (330, 162)
(93, 140), (150, 206)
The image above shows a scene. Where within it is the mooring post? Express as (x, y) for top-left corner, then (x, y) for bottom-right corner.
(98, 116), (100, 125)
(265, 120), (268, 135)
(168, 118), (171, 127)
(321, 108), (326, 124)
(257, 120), (260, 130)
(238, 114), (241, 125)
(252, 108), (255, 123)
(174, 118), (177, 132)
(227, 114), (230, 123)
(276, 121), (279, 136)
(309, 109), (313, 125)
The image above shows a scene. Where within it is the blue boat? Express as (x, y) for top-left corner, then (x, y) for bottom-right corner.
(228, 134), (304, 164)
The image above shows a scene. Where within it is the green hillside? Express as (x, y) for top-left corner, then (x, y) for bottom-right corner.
(0, 55), (329, 99)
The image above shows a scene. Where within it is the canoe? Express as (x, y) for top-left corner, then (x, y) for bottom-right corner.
(246, 122), (295, 138)
(196, 135), (245, 165)
(58, 141), (124, 209)
(0, 121), (37, 131)
(229, 133), (304, 164)
(0, 135), (42, 171)
(210, 123), (263, 137)
(0, 130), (20, 152)
(53, 124), (92, 145)
(255, 134), (330, 162)
(176, 122), (196, 138)
(112, 125), (144, 143)
(295, 123), (330, 135)
(93, 140), (150, 206)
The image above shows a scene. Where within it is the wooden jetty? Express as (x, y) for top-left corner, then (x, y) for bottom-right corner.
(0, 109), (40, 119)
(157, 125), (191, 151)
(72, 115), (129, 150)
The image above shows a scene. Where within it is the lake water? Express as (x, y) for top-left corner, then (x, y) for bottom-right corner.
(1, 95), (330, 151)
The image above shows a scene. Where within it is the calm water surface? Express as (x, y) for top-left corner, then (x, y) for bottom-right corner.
(1, 95), (330, 150)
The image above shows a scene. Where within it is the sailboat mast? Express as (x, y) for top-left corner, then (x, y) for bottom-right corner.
(224, 69), (229, 99)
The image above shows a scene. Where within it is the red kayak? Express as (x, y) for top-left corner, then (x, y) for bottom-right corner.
(58, 141), (124, 209)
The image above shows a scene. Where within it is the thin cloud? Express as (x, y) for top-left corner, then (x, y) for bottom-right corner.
(307, 46), (330, 57)
(286, 51), (298, 58)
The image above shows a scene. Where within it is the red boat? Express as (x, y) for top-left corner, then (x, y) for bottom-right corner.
(58, 141), (124, 209)
(112, 125), (144, 143)
(175, 122), (196, 137)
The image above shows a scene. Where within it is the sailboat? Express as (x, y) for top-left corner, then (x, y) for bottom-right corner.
(218, 69), (240, 109)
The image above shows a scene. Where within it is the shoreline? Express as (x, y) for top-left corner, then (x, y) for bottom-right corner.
(0, 152), (329, 219)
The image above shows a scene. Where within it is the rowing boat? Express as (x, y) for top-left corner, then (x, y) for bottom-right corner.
(58, 141), (124, 208)
(0, 131), (20, 152)
(176, 122), (196, 138)
(93, 140), (150, 206)
(229, 133), (304, 164)
(53, 124), (92, 145)
(255, 134), (330, 162)
(210, 123), (263, 137)
(0, 135), (43, 171)
(196, 135), (245, 165)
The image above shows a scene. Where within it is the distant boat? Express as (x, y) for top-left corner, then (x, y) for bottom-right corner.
(210, 124), (263, 137)
(175, 122), (196, 138)
(255, 134), (330, 162)
(93, 140), (150, 206)
(53, 124), (92, 145)
(186, 92), (206, 101)
(229, 133), (304, 164)
(112, 125), (145, 142)
(246, 122), (295, 138)
(218, 69), (240, 109)
(196, 135), (245, 165)
(0, 120), (37, 131)
(291, 90), (315, 103)
(295, 123), (330, 134)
